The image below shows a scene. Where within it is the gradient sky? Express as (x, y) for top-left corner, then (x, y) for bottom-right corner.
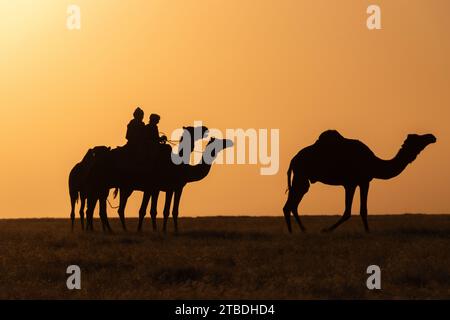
(0, 0), (449, 218)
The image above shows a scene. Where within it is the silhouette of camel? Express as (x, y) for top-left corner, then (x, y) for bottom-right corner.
(68, 146), (111, 231)
(283, 130), (437, 233)
(84, 137), (232, 232)
(116, 137), (233, 233)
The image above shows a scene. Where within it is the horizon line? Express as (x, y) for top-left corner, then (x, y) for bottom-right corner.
(1, 213), (450, 220)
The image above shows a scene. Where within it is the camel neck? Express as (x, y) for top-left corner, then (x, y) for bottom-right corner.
(184, 142), (224, 183)
(373, 146), (415, 180)
(185, 162), (212, 183)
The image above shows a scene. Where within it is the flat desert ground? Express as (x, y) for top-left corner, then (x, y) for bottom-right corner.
(0, 215), (449, 299)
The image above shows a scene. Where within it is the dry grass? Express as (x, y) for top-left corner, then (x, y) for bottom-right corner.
(0, 215), (449, 299)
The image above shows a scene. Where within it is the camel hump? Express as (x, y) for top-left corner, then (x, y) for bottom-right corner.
(317, 130), (344, 144)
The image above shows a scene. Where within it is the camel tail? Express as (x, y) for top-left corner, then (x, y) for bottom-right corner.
(113, 188), (119, 199)
(69, 185), (79, 204)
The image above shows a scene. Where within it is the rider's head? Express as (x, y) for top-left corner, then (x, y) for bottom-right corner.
(133, 107), (144, 121)
(149, 113), (160, 125)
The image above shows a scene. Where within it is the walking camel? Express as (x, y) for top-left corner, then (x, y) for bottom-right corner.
(283, 130), (437, 233)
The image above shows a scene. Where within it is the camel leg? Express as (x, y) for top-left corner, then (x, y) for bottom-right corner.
(172, 188), (183, 234)
(99, 197), (112, 233)
(150, 191), (160, 232)
(292, 208), (306, 232)
(163, 191), (174, 233)
(283, 201), (292, 233)
(99, 199), (106, 232)
(323, 184), (356, 232)
(359, 182), (370, 233)
(70, 191), (77, 232)
(291, 179), (309, 232)
(86, 196), (97, 231)
(79, 192), (86, 230)
(283, 187), (296, 233)
(137, 191), (151, 232)
(283, 175), (309, 233)
(117, 188), (132, 231)
(104, 199), (113, 233)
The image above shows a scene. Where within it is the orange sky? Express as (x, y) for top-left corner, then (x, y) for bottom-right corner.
(0, 0), (449, 218)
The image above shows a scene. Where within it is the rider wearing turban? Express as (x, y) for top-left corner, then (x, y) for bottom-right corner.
(126, 107), (146, 148)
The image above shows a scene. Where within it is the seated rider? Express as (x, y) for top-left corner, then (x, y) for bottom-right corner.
(146, 113), (167, 146)
(145, 113), (169, 166)
(126, 107), (146, 151)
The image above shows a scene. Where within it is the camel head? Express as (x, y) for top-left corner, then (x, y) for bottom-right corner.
(182, 126), (209, 141)
(401, 133), (436, 162)
(203, 137), (234, 163)
(206, 137), (234, 151)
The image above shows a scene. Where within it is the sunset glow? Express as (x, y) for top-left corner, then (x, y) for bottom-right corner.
(0, 0), (449, 218)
